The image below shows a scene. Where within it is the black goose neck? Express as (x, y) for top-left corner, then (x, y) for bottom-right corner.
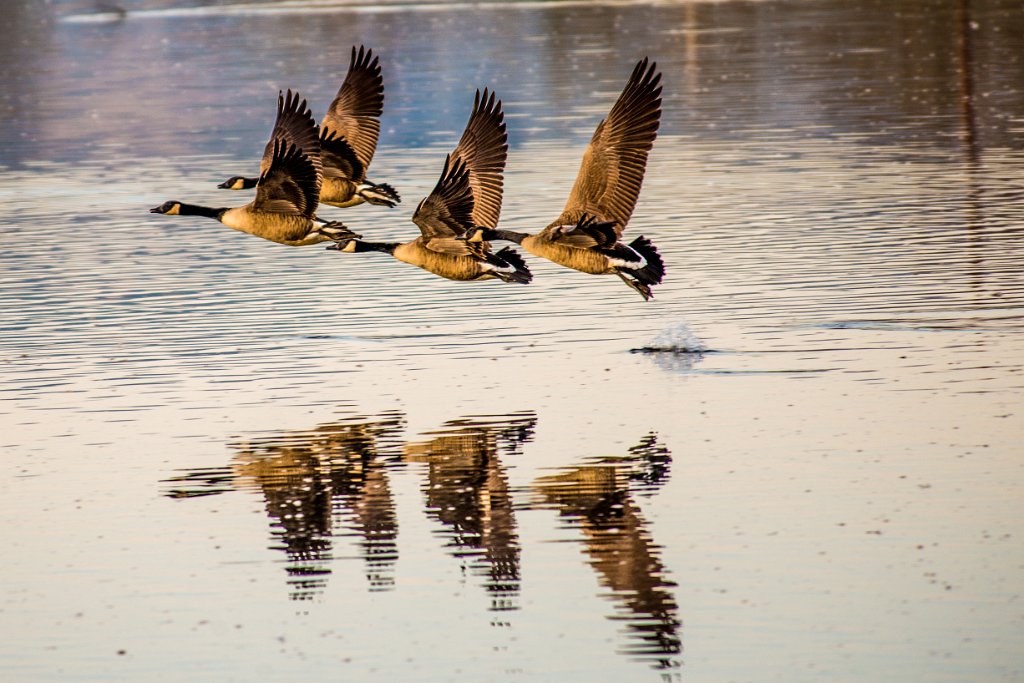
(179, 203), (230, 219)
(356, 240), (399, 255)
(491, 228), (528, 244)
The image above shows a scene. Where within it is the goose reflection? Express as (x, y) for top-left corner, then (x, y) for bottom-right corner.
(164, 412), (405, 600)
(532, 432), (681, 669)
(403, 412), (536, 615)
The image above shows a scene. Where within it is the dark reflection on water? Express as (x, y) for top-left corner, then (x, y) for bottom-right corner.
(164, 412), (406, 599)
(531, 433), (681, 670)
(404, 413), (536, 615)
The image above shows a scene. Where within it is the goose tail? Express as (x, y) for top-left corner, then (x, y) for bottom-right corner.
(358, 182), (401, 207)
(628, 235), (665, 286)
(615, 235), (664, 300)
(492, 246), (532, 284)
(318, 221), (362, 241)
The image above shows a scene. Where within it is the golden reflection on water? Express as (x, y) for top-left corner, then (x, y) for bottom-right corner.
(532, 433), (680, 669)
(3, 1), (1024, 681)
(165, 413), (406, 599)
(403, 413), (535, 614)
(162, 414), (680, 668)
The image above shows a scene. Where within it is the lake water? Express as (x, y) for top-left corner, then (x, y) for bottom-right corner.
(2, 0), (1023, 681)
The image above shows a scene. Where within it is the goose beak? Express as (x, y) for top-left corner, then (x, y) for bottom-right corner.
(216, 180), (232, 189)
(149, 206), (162, 213)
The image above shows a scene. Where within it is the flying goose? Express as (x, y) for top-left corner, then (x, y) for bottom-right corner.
(218, 46), (400, 209)
(328, 89), (530, 284)
(151, 90), (359, 246)
(461, 58), (664, 299)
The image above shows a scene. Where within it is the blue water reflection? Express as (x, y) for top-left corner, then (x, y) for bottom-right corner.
(4, 0), (1023, 169)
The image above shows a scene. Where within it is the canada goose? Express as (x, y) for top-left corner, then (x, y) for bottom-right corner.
(328, 90), (530, 284)
(461, 58), (664, 300)
(151, 90), (359, 247)
(218, 46), (400, 209)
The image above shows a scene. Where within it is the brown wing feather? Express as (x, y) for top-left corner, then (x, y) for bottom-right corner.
(320, 131), (361, 181)
(450, 89), (508, 229)
(550, 58), (662, 238)
(419, 235), (484, 258)
(411, 155), (476, 239)
(251, 138), (321, 218)
(540, 215), (620, 249)
(320, 45), (384, 180)
(259, 90), (322, 180)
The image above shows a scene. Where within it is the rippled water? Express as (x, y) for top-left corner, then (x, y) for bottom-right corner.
(2, 0), (1023, 681)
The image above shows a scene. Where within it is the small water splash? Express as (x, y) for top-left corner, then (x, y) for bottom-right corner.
(645, 324), (707, 354)
(629, 324), (706, 373)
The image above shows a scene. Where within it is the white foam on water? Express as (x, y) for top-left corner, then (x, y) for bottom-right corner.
(646, 322), (707, 354)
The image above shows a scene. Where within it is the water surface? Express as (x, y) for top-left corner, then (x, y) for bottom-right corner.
(2, 1), (1023, 681)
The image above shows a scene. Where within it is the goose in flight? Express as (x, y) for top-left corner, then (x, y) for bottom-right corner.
(329, 89), (529, 284)
(219, 46), (400, 209)
(151, 90), (358, 246)
(461, 58), (664, 299)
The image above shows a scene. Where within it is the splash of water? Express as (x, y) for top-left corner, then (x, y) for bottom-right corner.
(633, 323), (707, 355)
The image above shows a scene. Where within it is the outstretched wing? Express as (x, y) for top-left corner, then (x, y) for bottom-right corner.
(411, 154), (476, 240)
(546, 58), (662, 238)
(320, 45), (384, 181)
(252, 137), (320, 218)
(450, 88), (507, 229)
(259, 89), (322, 182)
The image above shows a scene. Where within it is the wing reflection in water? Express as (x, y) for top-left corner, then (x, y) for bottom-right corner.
(161, 415), (680, 667)
(403, 412), (536, 616)
(163, 412), (406, 600)
(531, 433), (681, 670)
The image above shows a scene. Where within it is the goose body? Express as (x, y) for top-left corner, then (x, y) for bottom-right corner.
(519, 234), (613, 275)
(218, 205), (347, 246)
(320, 175), (399, 210)
(321, 176), (364, 209)
(391, 238), (496, 280)
(462, 58), (665, 299)
(330, 90), (530, 285)
(219, 46), (400, 210)
(339, 233), (529, 283)
(152, 90), (359, 246)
